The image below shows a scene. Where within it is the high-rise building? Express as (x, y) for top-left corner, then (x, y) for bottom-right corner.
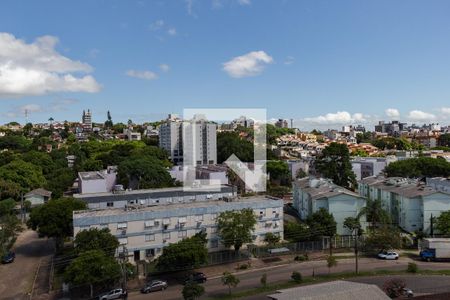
(159, 114), (217, 165)
(82, 109), (92, 132)
(275, 118), (288, 128)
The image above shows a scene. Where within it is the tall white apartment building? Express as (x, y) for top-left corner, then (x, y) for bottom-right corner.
(82, 109), (92, 132)
(159, 114), (217, 165)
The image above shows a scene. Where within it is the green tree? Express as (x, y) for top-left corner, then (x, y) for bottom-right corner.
(363, 226), (402, 253)
(438, 133), (450, 147)
(343, 217), (361, 234)
(182, 282), (205, 300)
(0, 199), (16, 216)
(260, 273), (267, 288)
(221, 271), (240, 295)
(358, 199), (390, 228)
(64, 250), (121, 298)
(291, 271), (302, 283)
(217, 132), (254, 163)
(74, 228), (119, 256)
(436, 211), (450, 235)
(118, 156), (174, 189)
(306, 208), (337, 238)
(264, 232), (280, 246)
(0, 179), (21, 200)
(27, 198), (86, 248)
(326, 255), (337, 273)
(155, 232), (208, 271)
(267, 160), (290, 186)
(0, 159), (47, 191)
(315, 143), (357, 190)
(384, 157), (450, 178)
(0, 214), (22, 258)
(217, 208), (257, 252)
(283, 221), (311, 242)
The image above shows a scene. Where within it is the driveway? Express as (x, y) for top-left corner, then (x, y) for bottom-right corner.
(0, 229), (54, 300)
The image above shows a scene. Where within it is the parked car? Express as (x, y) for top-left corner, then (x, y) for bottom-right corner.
(184, 272), (207, 284)
(378, 250), (399, 260)
(98, 288), (127, 300)
(1, 251), (15, 264)
(140, 280), (168, 293)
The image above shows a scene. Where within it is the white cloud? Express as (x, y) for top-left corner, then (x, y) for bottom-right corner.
(284, 56), (294, 65)
(167, 28), (177, 36)
(303, 111), (367, 125)
(149, 20), (164, 31)
(159, 64), (170, 72)
(0, 33), (101, 98)
(125, 70), (158, 80)
(385, 108), (400, 118)
(407, 110), (436, 121)
(223, 51), (273, 78)
(185, 0), (196, 16)
(440, 107), (450, 115)
(238, 0), (251, 5)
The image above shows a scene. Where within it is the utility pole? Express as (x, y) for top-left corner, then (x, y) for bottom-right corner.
(119, 246), (129, 292)
(430, 214), (434, 237)
(354, 229), (359, 274)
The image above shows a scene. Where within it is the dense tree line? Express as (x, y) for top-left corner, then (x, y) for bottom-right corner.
(384, 157), (450, 178)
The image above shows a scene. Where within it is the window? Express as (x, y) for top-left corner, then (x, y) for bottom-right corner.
(195, 215), (203, 222)
(163, 232), (171, 239)
(107, 202), (114, 207)
(178, 217), (187, 224)
(145, 234), (155, 242)
(118, 238), (128, 245)
(117, 222), (127, 229)
(211, 240), (219, 248)
(210, 227), (218, 234)
(163, 218), (171, 225)
(178, 230), (187, 238)
(211, 213), (218, 221)
(144, 220), (155, 228)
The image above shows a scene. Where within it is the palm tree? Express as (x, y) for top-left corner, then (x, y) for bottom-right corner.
(358, 199), (390, 228)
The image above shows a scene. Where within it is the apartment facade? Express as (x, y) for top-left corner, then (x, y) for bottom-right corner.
(159, 114), (217, 165)
(73, 184), (236, 209)
(293, 178), (366, 235)
(73, 196), (284, 262)
(359, 176), (450, 233)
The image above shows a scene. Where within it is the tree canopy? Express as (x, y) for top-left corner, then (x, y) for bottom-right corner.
(217, 208), (257, 252)
(217, 132), (254, 163)
(306, 208), (337, 238)
(64, 250), (122, 298)
(0, 159), (46, 191)
(27, 198), (86, 245)
(155, 232), (208, 271)
(384, 157), (450, 178)
(315, 143), (356, 190)
(436, 211), (450, 235)
(74, 228), (119, 256)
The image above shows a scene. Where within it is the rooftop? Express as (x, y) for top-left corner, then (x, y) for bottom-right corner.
(360, 176), (440, 198)
(73, 196), (282, 218)
(294, 177), (361, 200)
(25, 188), (52, 198)
(79, 171), (105, 181)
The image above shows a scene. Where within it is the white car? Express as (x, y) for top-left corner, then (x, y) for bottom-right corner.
(378, 251), (399, 260)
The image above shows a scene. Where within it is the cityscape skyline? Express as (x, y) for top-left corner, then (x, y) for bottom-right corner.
(1, 0), (450, 128)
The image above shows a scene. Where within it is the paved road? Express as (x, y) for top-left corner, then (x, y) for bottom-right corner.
(128, 257), (450, 300)
(0, 230), (54, 300)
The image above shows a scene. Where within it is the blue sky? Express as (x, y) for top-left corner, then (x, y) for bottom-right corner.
(1, 0), (450, 129)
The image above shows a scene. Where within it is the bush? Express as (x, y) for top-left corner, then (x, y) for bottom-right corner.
(260, 273), (267, 288)
(383, 278), (406, 298)
(407, 262), (418, 273)
(291, 271), (302, 283)
(294, 253), (309, 262)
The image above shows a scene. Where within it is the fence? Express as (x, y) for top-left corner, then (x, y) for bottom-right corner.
(249, 235), (360, 258)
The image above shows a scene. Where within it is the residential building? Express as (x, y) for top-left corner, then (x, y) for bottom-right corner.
(123, 128), (141, 141)
(426, 177), (450, 194)
(375, 120), (406, 137)
(159, 114), (217, 166)
(293, 178), (366, 235)
(267, 281), (389, 300)
(169, 165), (229, 185)
(82, 109), (92, 132)
(351, 157), (396, 181)
(275, 119), (289, 128)
(359, 176), (450, 233)
(24, 188), (52, 207)
(73, 184), (236, 209)
(73, 196), (283, 262)
(78, 166), (118, 194)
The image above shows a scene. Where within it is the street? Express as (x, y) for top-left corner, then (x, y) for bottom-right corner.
(127, 257), (450, 300)
(0, 229), (54, 300)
